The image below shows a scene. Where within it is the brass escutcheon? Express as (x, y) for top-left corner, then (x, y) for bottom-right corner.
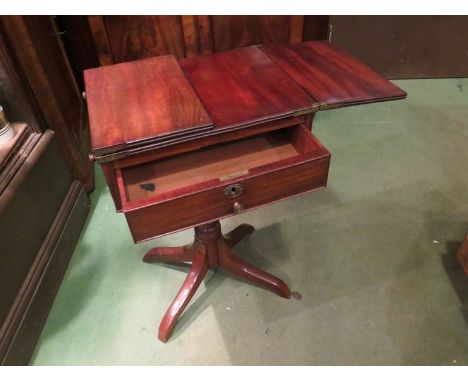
(224, 184), (244, 198)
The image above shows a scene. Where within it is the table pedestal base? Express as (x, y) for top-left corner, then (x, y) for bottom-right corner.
(143, 220), (291, 342)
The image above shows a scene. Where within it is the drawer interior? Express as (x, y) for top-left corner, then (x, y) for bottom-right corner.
(120, 125), (327, 203)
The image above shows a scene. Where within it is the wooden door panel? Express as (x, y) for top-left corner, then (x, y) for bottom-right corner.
(87, 16), (309, 64)
(103, 16), (185, 62)
(212, 16), (290, 52)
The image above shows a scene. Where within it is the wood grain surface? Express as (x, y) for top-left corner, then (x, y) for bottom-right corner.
(212, 16), (290, 52)
(118, 127), (330, 242)
(84, 55), (213, 156)
(261, 41), (407, 109)
(88, 16), (113, 66)
(123, 133), (299, 201)
(179, 46), (318, 129)
(98, 115), (307, 164)
(112, 115), (307, 168)
(102, 16), (186, 62)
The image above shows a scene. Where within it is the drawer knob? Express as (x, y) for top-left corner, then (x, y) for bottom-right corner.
(233, 202), (244, 214)
(224, 184), (244, 198)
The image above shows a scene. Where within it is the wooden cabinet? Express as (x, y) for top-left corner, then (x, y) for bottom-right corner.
(0, 131), (90, 365)
(0, 16), (91, 365)
(87, 16), (324, 66)
(0, 16), (94, 191)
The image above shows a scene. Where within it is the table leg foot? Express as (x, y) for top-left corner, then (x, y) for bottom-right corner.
(218, 240), (291, 299)
(145, 221), (291, 342)
(143, 245), (194, 264)
(158, 246), (208, 343)
(224, 223), (255, 248)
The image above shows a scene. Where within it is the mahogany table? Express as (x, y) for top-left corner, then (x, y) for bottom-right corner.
(84, 41), (406, 343)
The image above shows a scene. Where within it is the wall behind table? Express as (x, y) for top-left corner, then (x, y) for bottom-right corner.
(329, 16), (468, 79)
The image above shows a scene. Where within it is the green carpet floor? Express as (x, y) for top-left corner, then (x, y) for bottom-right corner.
(31, 79), (468, 365)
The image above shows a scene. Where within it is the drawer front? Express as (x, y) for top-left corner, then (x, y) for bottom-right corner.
(124, 155), (330, 242)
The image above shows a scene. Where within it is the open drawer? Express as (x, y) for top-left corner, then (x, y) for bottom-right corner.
(116, 124), (331, 242)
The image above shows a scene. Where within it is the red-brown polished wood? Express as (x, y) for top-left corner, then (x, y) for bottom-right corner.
(84, 55), (213, 156)
(260, 41), (407, 109)
(84, 42), (407, 344)
(143, 221), (291, 342)
(116, 126), (330, 243)
(211, 16), (291, 52)
(103, 16), (186, 62)
(100, 116), (309, 211)
(86, 16), (310, 65)
(179, 46), (318, 129)
(97, 114), (308, 164)
(457, 235), (468, 276)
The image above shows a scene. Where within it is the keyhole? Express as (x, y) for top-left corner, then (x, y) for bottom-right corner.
(224, 184), (244, 198)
